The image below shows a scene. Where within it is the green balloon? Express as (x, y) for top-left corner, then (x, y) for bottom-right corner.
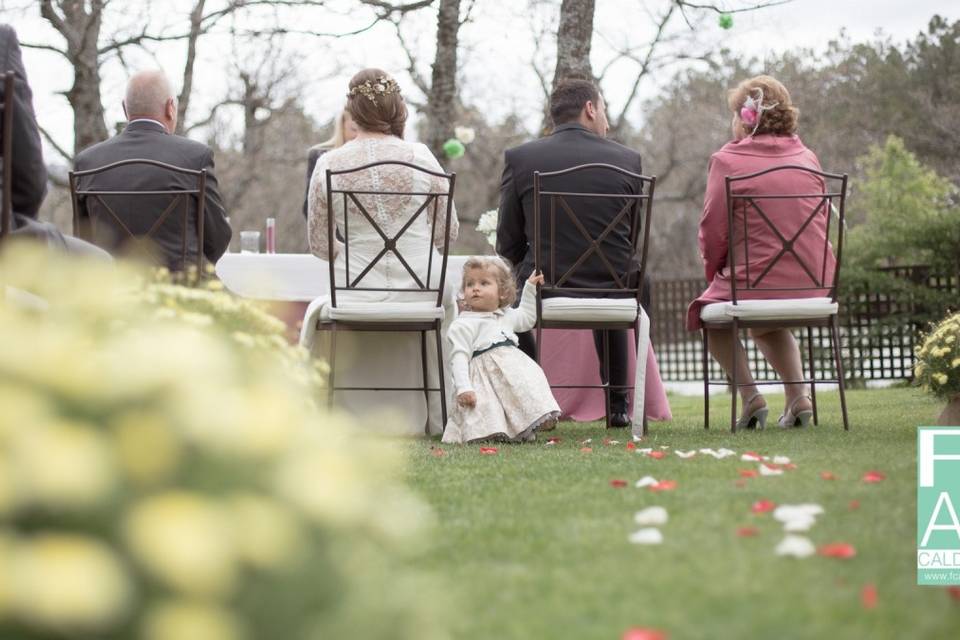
(443, 138), (466, 159)
(718, 13), (734, 30)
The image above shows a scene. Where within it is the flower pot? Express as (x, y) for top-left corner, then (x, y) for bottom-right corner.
(938, 395), (960, 426)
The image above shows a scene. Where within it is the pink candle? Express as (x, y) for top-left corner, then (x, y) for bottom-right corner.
(265, 217), (276, 254)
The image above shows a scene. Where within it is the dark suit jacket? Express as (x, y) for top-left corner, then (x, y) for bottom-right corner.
(496, 123), (645, 297)
(0, 24), (47, 227)
(73, 120), (232, 268)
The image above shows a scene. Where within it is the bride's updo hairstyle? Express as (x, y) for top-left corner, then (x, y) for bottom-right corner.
(728, 75), (799, 138)
(346, 68), (407, 138)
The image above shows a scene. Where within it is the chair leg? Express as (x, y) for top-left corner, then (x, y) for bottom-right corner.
(807, 326), (819, 426)
(730, 319), (739, 433)
(702, 328), (710, 430)
(634, 321), (646, 436)
(328, 324), (337, 410)
(420, 330), (430, 436)
(434, 321), (448, 430)
(830, 316), (850, 431)
(603, 329), (612, 428)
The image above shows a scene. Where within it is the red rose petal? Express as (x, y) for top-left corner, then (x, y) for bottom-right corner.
(861, 584), (877, 609)
(818, 543), (857, 559)
(742, 450), (762, 460)
(431, 448), (446, 457)
(763, 463), (781, 471)
(547, 437), (562, 444)
(751, 500), (776, 514)
(610, 479), (628, 488)
(580, 447), (593, 453)
(849, 500), (860, 511)
(649, 480), (677, 492)
(784, 463), (798, 470)
(647, 450), (666, 459)
(621, 628), (668, 640)
(737, 526), (759, 537)
(739, 469), (759, 478)
(947, 586), (960, 602)
(820, 471), (836, 480)
(863, 471), (886, 483)
(626, 442), (637, 450)
(479, 447), (498, 455)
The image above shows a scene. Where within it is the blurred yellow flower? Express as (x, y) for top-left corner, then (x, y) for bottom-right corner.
(11, 421), (116, 509)
(229, 493), (304, 569)
(142, 600), (244, 640)
(933, 373), (949, 385)
(0, 531), (14, 617)
(953, 357), (960, 368)
(124, 492), (237, 597)
(110, 412), (181, 485)
(9, 533), (132, 632)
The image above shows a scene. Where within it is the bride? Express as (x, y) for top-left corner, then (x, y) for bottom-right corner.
(304, 68), (459, 435)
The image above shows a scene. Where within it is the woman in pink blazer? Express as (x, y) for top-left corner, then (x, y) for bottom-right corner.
(687, 75), (835, 429)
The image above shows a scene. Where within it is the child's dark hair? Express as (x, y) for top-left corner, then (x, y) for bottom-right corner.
(461, 256), (517, 307)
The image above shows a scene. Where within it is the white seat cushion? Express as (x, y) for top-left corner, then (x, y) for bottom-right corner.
(323, 301), (444, 323)
(700, 297), (838, 323)
(541, 297), (639, 323)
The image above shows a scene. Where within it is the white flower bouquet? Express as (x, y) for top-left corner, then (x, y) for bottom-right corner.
(476, 209), (498, 248)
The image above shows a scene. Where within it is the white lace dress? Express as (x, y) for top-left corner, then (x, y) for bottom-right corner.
(304, 137), (459, 435)
(441, 282), (561, 444)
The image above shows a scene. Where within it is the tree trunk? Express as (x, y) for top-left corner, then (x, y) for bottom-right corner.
(425, 0), (461, 164)
(552, 0), (595, 89)
(40, 0), (110, 154)
(176, 0), (207, 135)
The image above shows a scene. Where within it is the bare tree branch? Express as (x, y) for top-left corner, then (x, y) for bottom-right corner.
(37, 123), (73, 163)
(19, 41), (68, 54)
(674, 0), (793, 15)
(390, 18), (430, 96)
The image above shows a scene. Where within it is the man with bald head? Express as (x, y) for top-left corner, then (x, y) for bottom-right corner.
(73, 69), (231, 269)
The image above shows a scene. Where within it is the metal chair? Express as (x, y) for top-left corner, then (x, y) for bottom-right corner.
(700, 165), (849, 432)
(532, 163), (656, 437)
(68, 159), (207, 272)
(0, 73), (13, 241)
(311, 160), (456, 432)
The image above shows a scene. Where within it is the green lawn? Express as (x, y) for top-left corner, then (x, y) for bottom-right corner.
(405, 388), (960, 640)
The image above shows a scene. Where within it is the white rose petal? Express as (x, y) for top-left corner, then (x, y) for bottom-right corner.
(741, 453), (763, 461)
(782, 516), (817, 532)
(775, 535), (816, 558)
(635, 476), (659, 488)
(759, 464), (784, 476)
(773, 456), (791, 465)
(675, 450), (696, 458)
(636, 448), (653, 454)
(628, 528), (664, 545)
(634, 506), (668, 526)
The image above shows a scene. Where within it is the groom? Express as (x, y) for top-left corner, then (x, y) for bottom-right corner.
(496, 77), (645, 428)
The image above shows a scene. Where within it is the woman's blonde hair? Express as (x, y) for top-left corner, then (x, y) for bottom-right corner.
(314, 109), (352, 151)
(728, 74), (799, 137)
(461, 256), (518, 308)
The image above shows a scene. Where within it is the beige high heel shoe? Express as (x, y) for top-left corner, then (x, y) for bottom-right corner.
(778, 395), (814, 428)
(736, 393), (768, 430)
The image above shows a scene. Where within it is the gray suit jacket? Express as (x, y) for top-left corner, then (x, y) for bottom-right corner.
(73, 120), (232, 268)
(0, 24), (47, 227)
(496, 123), (645, 297)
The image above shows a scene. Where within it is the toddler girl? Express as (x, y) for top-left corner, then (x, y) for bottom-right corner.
(442, 257), (561, 443)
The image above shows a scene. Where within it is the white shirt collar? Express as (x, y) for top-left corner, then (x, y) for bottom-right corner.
(128, 118), (168, 132)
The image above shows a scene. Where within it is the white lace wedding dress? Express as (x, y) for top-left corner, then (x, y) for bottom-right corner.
(302, 136), (459, 435)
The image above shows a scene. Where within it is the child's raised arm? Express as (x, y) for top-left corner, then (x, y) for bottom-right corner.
(509, 270), (543, 333)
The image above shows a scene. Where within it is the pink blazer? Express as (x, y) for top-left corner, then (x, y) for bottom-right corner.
(687, 134), (836, 331)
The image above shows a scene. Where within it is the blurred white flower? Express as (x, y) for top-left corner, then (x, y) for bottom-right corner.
(10, 533), (132, 632)
(124, 492), (237, 597)
(454, 126), (475, 144)
(142, 600), (243, 640)
(476, 209), (498, 247)
(775, 534), (815, 558)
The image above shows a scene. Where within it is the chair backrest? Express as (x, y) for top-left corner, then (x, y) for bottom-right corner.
(325, 160), (456, 308)
(533, 163), (655, 303)
(69, 159), (207, 272)
(724, 164), (847, 304)
(1, 73), (14, 240)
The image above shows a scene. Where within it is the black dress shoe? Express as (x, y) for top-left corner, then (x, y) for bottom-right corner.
(609, 412), (631, 428)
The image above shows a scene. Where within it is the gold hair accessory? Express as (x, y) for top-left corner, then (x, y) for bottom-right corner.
(348, 76), (401, 104)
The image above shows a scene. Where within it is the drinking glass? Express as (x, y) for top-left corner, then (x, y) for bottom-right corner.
(240, 231), (260, 254)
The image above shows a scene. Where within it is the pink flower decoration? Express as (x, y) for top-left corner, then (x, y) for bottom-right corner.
(740, 106), (757, 125)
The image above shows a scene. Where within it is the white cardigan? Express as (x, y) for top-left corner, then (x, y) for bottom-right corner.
(448, 281), (538, 394)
